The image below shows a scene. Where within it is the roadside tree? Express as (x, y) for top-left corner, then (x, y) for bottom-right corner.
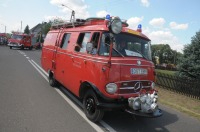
(177, 30), (200, 79)
(24, 25), (30, 34)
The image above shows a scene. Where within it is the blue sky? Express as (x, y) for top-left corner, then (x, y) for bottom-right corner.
(0, 0), (199, 52)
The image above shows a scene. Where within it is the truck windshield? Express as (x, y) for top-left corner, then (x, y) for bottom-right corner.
(99, 32), (152, 60)
(11, 35), (23, 40)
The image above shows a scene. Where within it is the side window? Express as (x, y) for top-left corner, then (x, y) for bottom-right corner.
(60, 33), (71, 49)
(99, 33), (110, 56)
(90, 32), (100, 54)
(76, 32), (91, 53)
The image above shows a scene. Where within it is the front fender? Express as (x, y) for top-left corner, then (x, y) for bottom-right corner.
(79, 81), (115, 102)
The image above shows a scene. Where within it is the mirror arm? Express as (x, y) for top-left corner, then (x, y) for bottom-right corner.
(107, 33), (115, 68)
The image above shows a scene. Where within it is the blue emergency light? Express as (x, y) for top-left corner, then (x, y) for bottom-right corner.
(137, 24), (142, 32)
(105, 14), (111, 21)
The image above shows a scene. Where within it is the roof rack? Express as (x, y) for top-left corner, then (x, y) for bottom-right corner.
(51, 19), (86, 29)
(51, 17), (129, 30)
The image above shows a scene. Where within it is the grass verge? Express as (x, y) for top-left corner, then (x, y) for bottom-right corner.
(157, 86), (200, 120)
(156, 69), (176, 75)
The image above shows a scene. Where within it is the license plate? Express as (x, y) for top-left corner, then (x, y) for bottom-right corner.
(130, 68), (147, 75)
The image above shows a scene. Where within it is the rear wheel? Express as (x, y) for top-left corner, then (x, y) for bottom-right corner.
(29, 46), (33, 50)
(83, 89), (104, 122)
(10, 46), (12, 49)
(49, 73), (57, 87)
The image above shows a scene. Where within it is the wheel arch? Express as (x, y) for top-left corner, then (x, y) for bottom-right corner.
(79, 81), (100, 100)
(48, 69), (54, 78)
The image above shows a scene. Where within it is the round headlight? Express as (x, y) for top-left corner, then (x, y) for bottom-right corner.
(109, 17), (122, 34)
(106, 83), (117, 94)
(151, 82), (156, 89)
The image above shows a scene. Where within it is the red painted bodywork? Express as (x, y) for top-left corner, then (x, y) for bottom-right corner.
(8, 33), (32, 48)
(41, 19), (155, 100)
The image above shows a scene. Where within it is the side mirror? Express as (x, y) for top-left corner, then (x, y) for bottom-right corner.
(75, 45), (81, 52)
(86, 42), (93, 53)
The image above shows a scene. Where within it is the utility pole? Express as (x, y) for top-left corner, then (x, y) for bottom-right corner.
(0, 24), (6, 33)
(61, 4), (75, 27)
(21, 21), (22, 33)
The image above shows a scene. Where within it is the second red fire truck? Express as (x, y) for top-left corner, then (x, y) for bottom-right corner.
(8, 33), (33, 50)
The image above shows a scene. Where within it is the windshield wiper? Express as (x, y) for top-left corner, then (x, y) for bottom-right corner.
(132, 47), (149, 60)
(104, 43), (125, 57)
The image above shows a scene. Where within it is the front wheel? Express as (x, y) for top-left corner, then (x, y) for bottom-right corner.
(83, 89), (104, 122)
(49, 73), (57, 87)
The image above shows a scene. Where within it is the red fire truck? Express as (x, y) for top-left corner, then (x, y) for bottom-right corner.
(8, 33), (33, 50)
(41, 15), (162, 122)
(0, 33), (8, 45)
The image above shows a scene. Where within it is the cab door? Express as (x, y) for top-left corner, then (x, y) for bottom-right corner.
(69, 32), (91, 95)
(23, 36), (31, 47)
(54, 33), (71, 84)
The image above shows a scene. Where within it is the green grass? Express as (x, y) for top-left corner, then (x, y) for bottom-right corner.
(156, 69), (176, 75)
(157, 87), (200, 120)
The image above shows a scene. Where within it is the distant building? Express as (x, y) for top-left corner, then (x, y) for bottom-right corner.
(30, 22), (47, 45)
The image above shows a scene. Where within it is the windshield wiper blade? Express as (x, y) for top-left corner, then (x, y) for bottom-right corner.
(133, 48), (148, 60)
(104, 43), (125, 57)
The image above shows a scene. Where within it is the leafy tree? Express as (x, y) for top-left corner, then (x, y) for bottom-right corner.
(24, 25), (30, 34)
(177, 30), (200, 79)
(42, 22), (52, 35)
(151, 44), (179, 65)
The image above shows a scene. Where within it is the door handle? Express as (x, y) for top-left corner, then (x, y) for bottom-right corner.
(71, 57), (74, 62)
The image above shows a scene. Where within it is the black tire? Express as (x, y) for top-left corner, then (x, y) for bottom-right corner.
(29, 46), (33, 50)
(10, 46), (12, 49)
(83, 89), (104, 122)
(49, 73), (57, 87)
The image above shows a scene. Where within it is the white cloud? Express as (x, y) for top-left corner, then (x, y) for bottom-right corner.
(141, 0), (150, 7)
(148, 30), (184, 52)
(44, 15), (66, 21)
(50, 0), (90, 19)
(170, 22), (188, 30)
(96, 10), (109, 18)
(0, 15), (4, 23)
(149, 18), (165, 28)
(7, 23), (22, 33)
(127, 16), (144, 29)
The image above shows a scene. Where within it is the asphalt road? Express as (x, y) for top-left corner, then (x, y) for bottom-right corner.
(0, 46), (200, 132)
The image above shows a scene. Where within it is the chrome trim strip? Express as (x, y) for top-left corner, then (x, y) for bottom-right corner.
(42, 47), (55, 52)
(115, 80), (153, 83)
(119, 86), (151, 90)
(42, 47), (154, 66)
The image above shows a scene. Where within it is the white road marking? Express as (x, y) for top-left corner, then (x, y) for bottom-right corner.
(18, 50), (25, 55)
(28, 60), (49, 82)
(21, 52), (116, 132)
(31, 60), (48, 76)
(55, 89), (104, 132)
(99, 121), (117, 132)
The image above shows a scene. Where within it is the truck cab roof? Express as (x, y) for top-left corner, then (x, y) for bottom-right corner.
(50, 17), (150, 41)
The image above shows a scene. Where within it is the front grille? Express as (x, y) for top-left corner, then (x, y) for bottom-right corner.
(10, 42), (18, 45)
(118, 81), (151, 94)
